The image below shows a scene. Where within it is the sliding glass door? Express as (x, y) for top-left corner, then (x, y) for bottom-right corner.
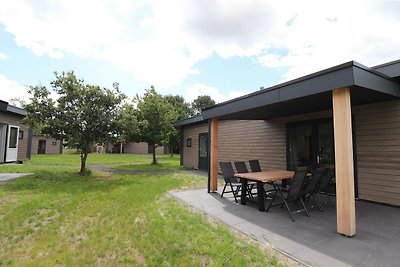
(287, 119), (334, 171)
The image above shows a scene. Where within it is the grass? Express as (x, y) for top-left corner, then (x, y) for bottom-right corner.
(0, 153), (283, 266)
(115, 155), (187, 172)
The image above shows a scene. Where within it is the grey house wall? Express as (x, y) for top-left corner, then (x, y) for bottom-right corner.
(181, 99), (400, 206)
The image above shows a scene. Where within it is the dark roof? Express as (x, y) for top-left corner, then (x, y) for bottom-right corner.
(174, 114), (205, 127)
(202, 61), (400, 120)
(373, 59), (400, 78)
(174, 59), (400, 127)
(0, 100), (27, 117)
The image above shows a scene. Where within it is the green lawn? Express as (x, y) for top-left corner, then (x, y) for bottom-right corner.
(0, 153), (283, 266)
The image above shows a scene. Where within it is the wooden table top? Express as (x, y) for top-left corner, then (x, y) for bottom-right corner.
(234, 170), (295, 182)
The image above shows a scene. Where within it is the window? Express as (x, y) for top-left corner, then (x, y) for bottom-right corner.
(9, 127), (18, 148)
(19, 130), (24, 139)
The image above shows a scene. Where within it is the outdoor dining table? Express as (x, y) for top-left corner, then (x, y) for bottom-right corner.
(234, 170), (295, 212)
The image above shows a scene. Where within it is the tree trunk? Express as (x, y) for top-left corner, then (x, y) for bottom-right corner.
(120, 143), (123, 154)
(170, 144), (174, 157)
(152, 145), (157, 165)
(80, 152), (88, 175)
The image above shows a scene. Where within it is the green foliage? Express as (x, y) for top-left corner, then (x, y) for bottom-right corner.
(164, 94), (193, 155)
(24, 71), (125, 174)
(191, 95), (216, 115)
(135, 86), (177, 164)
(113, 103), (139, 145)
(164, 94), (193, 119)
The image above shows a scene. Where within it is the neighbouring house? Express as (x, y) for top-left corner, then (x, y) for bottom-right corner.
(0, 100), (31, 163)
(174, 59), (400, 237)
(30, 134), (63, 155)
(93, 142), (169, 154)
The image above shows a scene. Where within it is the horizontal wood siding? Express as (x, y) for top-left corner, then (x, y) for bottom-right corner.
(0, 112), (29, 160)
(31, 136), (61, 155)
(181, 101), (400, 206)
(353, 99), (400, 206)
(183, 123), (208, 169)
(124, 142), (148, 154)
(218, 120), (286, 172)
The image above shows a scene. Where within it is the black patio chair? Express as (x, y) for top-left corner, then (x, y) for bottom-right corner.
(317, 168), (336, 208)
(249, 159), (262, 172)
(266, 166), (310, 222)
(303, 167), (325, 211)
(220, 161), (242, 203)
(234, 161), (256, 197)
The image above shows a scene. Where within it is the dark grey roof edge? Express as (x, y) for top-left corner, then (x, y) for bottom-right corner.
(353, 61), (393, 79)
(371, 59), (400, 78)
(173, 59), (400, 127)
(173, 114), (205, 127)
(372, 59), (400, 69)
(203, 61), (352, 112)
(202, 60), (394, 113)
(6, 103), (27, 116)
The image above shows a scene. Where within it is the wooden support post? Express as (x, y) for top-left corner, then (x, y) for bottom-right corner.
(210, 118), (219, 192)
(332, 88), (356, 237)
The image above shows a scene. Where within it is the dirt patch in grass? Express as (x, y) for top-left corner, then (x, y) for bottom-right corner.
(20, 208), (60, 241)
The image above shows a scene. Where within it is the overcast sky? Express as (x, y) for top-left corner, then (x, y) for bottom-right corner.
(1, 0), (400, 105)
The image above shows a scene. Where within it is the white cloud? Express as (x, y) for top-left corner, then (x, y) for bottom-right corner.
(0, 74), (28, 103)
(257, 1), (400, 81)
(0, 0), (400, 89)
(185, 83), (248, 104)
(0, 52), (7, 60)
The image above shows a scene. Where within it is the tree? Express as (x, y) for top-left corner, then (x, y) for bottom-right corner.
(164, 95), (193, 119)
(164, 95), (192, 156)
(191, 95), (216, 115)
(135, 86), (176, 164)
(24, 71), (125, 175)
(113, 103), (139, 153)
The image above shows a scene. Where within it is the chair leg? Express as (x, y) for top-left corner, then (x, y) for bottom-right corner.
(221, 183), (228, 198)
(247, 185), (253, 198)
(266, 190), (278, 212)
(235, 185), (241, 195)
(230, 183), (238, 203)
(326, 195), (335, 207)
(312, 193), (324, 212)
(299, 197), (310, 217)
(282, 199), (295, 222)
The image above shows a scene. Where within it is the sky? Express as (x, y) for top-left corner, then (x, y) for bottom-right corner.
(1, 0), (400, 106)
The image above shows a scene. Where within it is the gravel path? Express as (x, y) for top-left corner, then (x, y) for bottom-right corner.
(0, 173), (33, 182)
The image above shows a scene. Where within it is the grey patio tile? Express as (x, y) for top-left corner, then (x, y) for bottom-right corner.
(357, 239), (400, 267)
(234, 220), (273, 240)
(202, 206), (227, 216)
(273, 221), (335, 248)
(263, 232), (306, 255)
(393, 229), (400, 241)
(215, 212), (246, 227)
(293, 247), (353, 267)
(311, 232), (386, 265)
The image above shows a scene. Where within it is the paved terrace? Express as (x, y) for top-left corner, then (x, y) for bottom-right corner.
(171, 187), (400, 267)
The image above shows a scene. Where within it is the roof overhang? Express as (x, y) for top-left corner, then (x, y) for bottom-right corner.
(173, 114), (205, 128)
(373, 59), (400, 79)
(201, 61), (400, 120)
(0, 100), (27, 117)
